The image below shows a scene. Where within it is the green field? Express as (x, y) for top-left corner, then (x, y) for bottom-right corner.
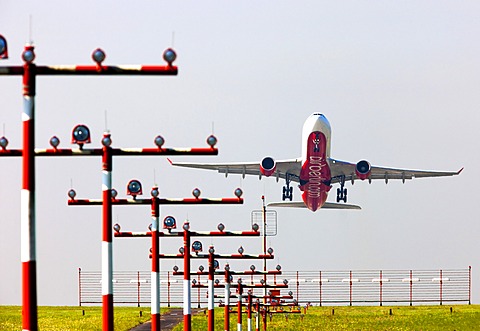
(1, 305), (479, 330)
(174, 305), (480, 331)
(0, 306), (153, 331)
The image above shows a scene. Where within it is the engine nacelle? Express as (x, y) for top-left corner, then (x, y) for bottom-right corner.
(355, 160), (371, 180)
(260, 157), (276, 177)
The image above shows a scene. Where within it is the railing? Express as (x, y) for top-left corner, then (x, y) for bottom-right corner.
(78, 267), (471, 307)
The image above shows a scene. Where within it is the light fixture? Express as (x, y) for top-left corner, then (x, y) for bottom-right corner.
(49, 136), (60, 149)
(22, 46), (35, 63)
(234, 188), (243, 198)
(154, 135), (164, 148)
(71, 124), (91, 148)
(192, 188), (201, 199)
(0, 136), (8, 150)
(0, 35), (8, 59)
(237, 246), (244, 255)
(127, 179), (143, 198)
(101, 133), (112, 147)
(192, 240), (203, 253)
(206, 135), (217, 147)
(67, 189), (76, 200)
(163, 48), (177, 65)
(92, 48), (106, 65)
(151, 187), (159, 198)
(163, 216), (176, 229)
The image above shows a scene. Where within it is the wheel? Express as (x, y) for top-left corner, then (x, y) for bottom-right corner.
(289, 187), (293, 200)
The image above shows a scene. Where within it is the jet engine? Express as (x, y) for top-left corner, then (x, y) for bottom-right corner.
(355, 160), (371, 180)
(260, 156), (276, 177)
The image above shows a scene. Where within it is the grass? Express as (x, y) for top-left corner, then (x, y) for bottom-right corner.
(174, 305), (480, 331)
(0, 306), (159, 331)
(2, 305), (479, 330)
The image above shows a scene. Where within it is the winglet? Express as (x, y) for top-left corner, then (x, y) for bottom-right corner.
(167, 158), (173, 165)
(457, 167), (464, 175)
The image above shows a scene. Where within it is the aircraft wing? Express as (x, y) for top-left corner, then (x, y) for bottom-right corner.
(168, 158), (302, 181)
(329, 158), (463, 184)
(268, 201), (361, 210)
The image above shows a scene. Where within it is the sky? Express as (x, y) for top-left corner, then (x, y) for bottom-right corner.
(0, 1), (479, 306)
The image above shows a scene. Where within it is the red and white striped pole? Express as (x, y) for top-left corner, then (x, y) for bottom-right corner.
(224, 263), (231, 331)
(255, 300), (260, 331)
(183, 221), (192, 331)
(207, 246), (215, 331)
(21, 43), (38, 331)
(101, 132), (114, 331)
(247, 292), (252, 331)
(237, 279), (243, 331)
(150, 187), (160, 331)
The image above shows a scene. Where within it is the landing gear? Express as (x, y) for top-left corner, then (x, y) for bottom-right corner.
(282, 174), (294, 201)
(336, 175), (348, 203)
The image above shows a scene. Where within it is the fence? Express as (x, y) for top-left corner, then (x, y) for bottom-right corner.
(78, 267), (471, 307)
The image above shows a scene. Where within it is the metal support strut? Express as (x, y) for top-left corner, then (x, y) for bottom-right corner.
(282, 173), (294, 201)
(336, 175), (347, 203)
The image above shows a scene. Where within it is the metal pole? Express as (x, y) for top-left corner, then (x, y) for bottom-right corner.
(224, 264), (230, 331)
(349, 270), (352, 306)
(262, 196), (267, 304)
(79, 268), (82, 307)
(137, 271), (140, 308)
(262, 308), (267, 331)
(101, 132), (114, 331)
(168, 271), (171, 308)
(183, 223), (191, 331)
(237, 280), (243, 331)
(208, 247), (215, 331)
(439, 269), (443, 306)
(137, 271), (140, 307)
(255, 300), (260, 331)
(151, 191), (160, 331)
(469, 266), (472, 305)
(296, 271), (299, 303)
(319, 270), (322, 307)
(379, 270), (383, 307)
(197, 273), (201, 308)
(21, 43), (38, 331)
(247, 292), (252, 331)
(409, 270), (413, 306)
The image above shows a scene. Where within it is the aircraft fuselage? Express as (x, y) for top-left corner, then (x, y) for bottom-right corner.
(299, 114), (332, 211)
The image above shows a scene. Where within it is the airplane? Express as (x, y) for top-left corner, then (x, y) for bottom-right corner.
(169, 113), (462, 212)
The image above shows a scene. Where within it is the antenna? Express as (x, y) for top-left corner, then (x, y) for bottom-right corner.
(28, 15), (33, 44)
(104, 110), (109, 133)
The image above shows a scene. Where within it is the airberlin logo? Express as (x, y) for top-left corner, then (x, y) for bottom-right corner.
(308, 156), (326, 198)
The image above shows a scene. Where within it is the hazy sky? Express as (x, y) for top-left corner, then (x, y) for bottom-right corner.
(1, 1), (479, 306)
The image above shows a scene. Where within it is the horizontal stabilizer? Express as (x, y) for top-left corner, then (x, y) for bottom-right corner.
(267, 201), (361, 210)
